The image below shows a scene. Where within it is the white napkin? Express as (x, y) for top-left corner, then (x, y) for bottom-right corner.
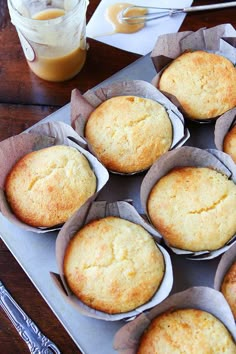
(86, 0), (193, 55)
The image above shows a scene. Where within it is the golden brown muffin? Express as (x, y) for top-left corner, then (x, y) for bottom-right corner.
(221, 261), (236, 320)
(63, 216), (165, 314)
(137, 308), (236, 353)
(224, 125), (236, 163)
(85, 96), (172, 173)
(5, 145), (96, 227)
(158, 50), (236, 120)
(147, 167), (236, 251)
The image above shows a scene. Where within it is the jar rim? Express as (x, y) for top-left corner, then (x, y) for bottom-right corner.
(8, 0), (88, 27)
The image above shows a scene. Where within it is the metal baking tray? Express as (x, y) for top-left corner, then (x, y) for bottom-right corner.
(0, 54), (220, 354)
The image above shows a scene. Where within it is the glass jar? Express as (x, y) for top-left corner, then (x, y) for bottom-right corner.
(7, 0), (89, 82)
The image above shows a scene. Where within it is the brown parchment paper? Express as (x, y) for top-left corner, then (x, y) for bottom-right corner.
(51, 200), (173, 321)
(140, 146), (236, 260)
(28, 120), (87, 148)
(113, 286), (236, 354)
(214, 242), (236, 293)
(151, 24), (236, 122)
(214, 107), (236, 152)
(0, 121), (109, 233)
(70, 80), (190, 174)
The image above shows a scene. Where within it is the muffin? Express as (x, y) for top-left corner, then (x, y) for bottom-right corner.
(158, 50), (236, 120)
(63, 216), (165, 314)
(221, 261), (236, 319)
(5, 145), (96, 227)
(85, 95), (172, 173)
(137, 308), (236, 353)
(147, 167), (236, 251)
(224, 125), (236, 163)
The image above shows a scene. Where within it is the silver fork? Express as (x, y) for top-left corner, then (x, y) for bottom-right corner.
(0, 280), (61, 354)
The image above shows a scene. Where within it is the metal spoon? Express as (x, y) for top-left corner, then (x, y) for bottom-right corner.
(0, 280), (61, 354)
(121, 1), (236, 24)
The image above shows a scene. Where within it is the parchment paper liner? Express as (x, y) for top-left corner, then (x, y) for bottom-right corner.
(0, 121), (109, 233)
(151, 24), (236, 123)
(214, 243), (236, 320)
(70, 79), (190, 174)
(140, 146), (236, 260)
(214, 107), (236, 157)
(113, 286), (236, 353)
(51, 200), (173, 321)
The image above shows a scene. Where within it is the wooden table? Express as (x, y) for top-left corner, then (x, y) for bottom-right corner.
(0, 0), (235, 352)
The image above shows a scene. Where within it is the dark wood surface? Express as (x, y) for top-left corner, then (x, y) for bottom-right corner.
(0, 1), (235, 353)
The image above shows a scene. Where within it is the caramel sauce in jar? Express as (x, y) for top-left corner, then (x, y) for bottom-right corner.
(28, 8), (86, 82)
(8, 0), (88, 82)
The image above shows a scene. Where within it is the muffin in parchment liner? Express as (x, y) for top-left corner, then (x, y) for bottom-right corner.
(51, 200), (173, 321)
(140, 146), (236, 260)
(214, 242), (236, 320)
(0, 121), (109, 233)
(113, 287), (236, 353)
(70, 79), (189, 175)
(151, 24), (236, 123)
(215, 107), (236, 163)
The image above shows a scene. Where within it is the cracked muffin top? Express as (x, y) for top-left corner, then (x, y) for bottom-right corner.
(5, 145), (96, 227)
(137, 308), (236, 353)
(147, 167), (236, 251)
(85, 95), (172, 174)
(158, 50), (236, 120)
(63, 216), (165, 314)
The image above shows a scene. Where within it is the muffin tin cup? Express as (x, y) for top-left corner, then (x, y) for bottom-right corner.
(51, 200), (173, 321)
(214, 243), (236, 318)
(70, 79), (190, 175)
(140, 146), (236, 260)
(113, 286), (236, 353)
(0, 121), (109, 233)
(214, 107), (236, 153)
(151, 24), (236, 123)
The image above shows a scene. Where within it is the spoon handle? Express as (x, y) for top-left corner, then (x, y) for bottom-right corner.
(0, 281), (60, 354)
